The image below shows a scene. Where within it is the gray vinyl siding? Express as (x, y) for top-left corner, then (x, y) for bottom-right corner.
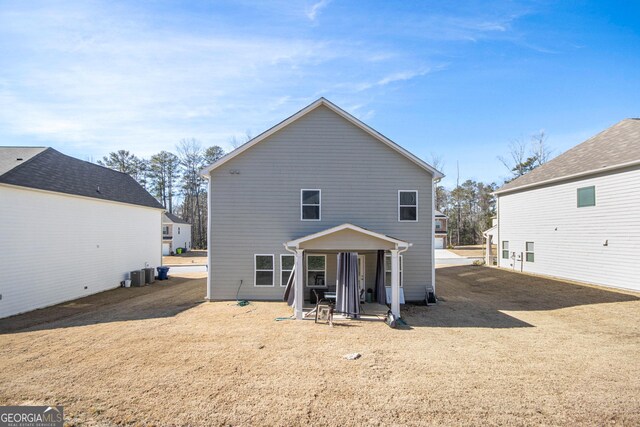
(208, 105), (434, 301)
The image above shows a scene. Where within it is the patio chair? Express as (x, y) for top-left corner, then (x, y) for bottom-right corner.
(313, 289), (334, 325)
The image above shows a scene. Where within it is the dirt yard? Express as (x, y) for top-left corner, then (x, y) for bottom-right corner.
(1, 266), (639, 426)
(162, 249), (207, 266)
(449, 244), (494, 257)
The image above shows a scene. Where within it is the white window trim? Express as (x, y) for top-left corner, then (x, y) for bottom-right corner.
(525, 242), (535, 263)
(398, 190), (418, 222)
(280, 254), (294, 287)
(301, 189), (322, 221)
(501, 241), (509, 259)
(306, 254), (327, 288)
(254, 254), (275, 287)
(384, 254), (404, 287)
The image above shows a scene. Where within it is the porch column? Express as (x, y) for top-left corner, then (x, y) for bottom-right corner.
(294, 249), (305, 320)
(485, 236), (491, 266)
(390, 249), (400, 317)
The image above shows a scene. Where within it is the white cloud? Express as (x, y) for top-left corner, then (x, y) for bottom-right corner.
(0, 0), (527, 159)
(377, 69), (430, 86)
(306, 0), (331, 21)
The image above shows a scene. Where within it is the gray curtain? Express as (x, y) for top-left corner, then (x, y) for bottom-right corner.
(374, 250), (386, 305)
(336, 252), (359, 318)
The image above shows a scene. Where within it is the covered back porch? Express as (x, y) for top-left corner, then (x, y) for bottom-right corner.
(283, 224), (411, 320)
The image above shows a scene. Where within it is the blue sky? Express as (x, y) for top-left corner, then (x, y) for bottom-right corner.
(1, 1), (638, 187)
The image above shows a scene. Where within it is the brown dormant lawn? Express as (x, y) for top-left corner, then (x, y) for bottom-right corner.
(162, 249), (207, 266)
(1, 266), (638, 426)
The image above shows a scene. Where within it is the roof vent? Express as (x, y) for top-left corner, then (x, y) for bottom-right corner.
(96, 185), (101, 193)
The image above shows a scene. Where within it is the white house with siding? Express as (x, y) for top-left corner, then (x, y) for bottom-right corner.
(162, 212), (192, 255)
(0, 147), (164, 318)
(493, 119), (640, 292)
(201, 98), (443, 319)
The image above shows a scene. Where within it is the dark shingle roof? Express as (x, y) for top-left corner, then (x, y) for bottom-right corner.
(0, 147), (163, 209)
(163, 212), (190, 224)
(497, 119), (640, 194)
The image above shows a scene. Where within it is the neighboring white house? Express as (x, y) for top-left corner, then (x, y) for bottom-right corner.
(492, 118), (640, 292)
(162, 212), (192, 255)
(0, 147), (164, 318)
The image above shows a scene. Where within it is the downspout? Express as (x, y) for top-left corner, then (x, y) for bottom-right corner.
(431, 177), (437, 296)
(205, 174), (212, 301)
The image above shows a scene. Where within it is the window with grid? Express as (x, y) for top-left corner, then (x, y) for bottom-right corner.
(399, 191), (418, 221)
(254, 255), (274, 287)
(280, 254), (294, 287)
(301, 189), (321, 220)
(502, 241), (509, 259)
(384, 254), (404, 287)
(525, 242), (535, 262)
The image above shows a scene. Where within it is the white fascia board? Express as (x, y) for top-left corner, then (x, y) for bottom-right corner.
(285, 223), (411, 249)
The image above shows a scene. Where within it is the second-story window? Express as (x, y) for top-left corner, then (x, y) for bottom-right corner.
(301, 189), (321, 221)
(162, 225), (170, 236)
(398, 191), (418, 222)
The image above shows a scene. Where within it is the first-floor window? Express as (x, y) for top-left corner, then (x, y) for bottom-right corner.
(306, 254), (326, 287)
(502, 241), (509, 259)
(525, 242), (535, 262)
(254, 254), (274, 287)
(280, 254), (294, 287)
(384, 254), (404, 287)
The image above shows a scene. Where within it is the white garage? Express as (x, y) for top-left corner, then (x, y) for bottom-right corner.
(162, 243), (171, 256)
(435, 237), (445, 249)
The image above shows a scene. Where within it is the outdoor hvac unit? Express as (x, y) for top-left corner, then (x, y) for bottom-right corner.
(130, 270), (144, 287)
(144, 267), (155, 284)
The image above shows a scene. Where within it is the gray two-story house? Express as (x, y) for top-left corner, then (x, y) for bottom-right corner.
(202, 98), (443, 319)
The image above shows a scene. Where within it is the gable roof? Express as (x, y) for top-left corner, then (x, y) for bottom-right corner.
(285, 223), (411, 249)
(0, 147), (164, 209)
(496, 118), (640, 195)
(201, 98), (444, 179)
(435, 210), (447, 218)
(163, 212), (190, 224)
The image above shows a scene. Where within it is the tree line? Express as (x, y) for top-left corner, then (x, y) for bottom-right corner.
(98, 131), (551, 249)
(97, 139), (227, 249)
(435, 131), (552, 246)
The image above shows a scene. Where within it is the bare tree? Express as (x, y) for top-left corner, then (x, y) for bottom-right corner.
(530, 131), (551, 167)
(498, 132), (553, 182)
(228, 130), (253, 150)
(497, 138), (528, 178)
(177, 139), (207, 248)
(429, 153), (447, 212)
